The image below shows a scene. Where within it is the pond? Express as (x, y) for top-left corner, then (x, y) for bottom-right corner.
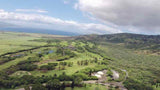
(48, 50), (54, 54)
(12, 54), (24, 57)
(38, 50), (54, 54)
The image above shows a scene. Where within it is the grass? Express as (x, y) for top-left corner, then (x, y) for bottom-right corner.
(65, 84), (107, 90)
(0, 31), (65, 55)
(0, 55), (30, 70)
(11, 71), (31, 77)
(1, 32), (160, 90)
(30, 64), (97, 76)
(30, 51), (102, 76)
(4, 38), (104, 78)
(0, 32), (66, 70)
(0, 47), (57, 71)
(1, 84), (107, 90)
(0, 32), (47, 55)
(99, 42), (160, 83)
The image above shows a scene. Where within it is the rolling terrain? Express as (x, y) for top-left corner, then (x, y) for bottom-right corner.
(0, 32), (160, 90)
(76, 33), (160, 90)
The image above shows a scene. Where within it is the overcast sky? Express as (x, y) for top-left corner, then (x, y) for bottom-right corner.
(0, 0), (160, 35)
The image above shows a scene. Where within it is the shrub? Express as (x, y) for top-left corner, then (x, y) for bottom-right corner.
(19, 64), (37, 71)
(40, 65), (55, 70)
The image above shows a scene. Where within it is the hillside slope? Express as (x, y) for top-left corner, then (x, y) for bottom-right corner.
(76, 33), (160, 51)
(75, 33), (160, 90)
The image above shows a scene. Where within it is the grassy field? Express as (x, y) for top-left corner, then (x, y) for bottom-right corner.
(0, 32), (66, 70)
(1, 32), (159, 90)
(0, 32), (110, 89)
(0, 32), (43, 55)
(11, 50), (103, 76)
(0, 32), (64, 55)
(99, 42), (160, 83)
(0, 32), (104, 78)
(0, 55), (30, 70)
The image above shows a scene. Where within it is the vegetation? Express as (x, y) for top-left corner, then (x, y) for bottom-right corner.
(0, 32), (160, 90)
(76, 33), (160, 90)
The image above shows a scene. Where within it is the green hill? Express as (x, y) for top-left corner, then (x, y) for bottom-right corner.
(75, 33), (160, 90)
(0, 32), (160, 90)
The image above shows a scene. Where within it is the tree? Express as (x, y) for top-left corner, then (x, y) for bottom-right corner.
(54, 74), (57, 78)
(77, 61), (80, 65)
(46, 79), (61, 90)
(61, 82), (65, 90)
(56, 47), (65, 56)
(46, 40), (55, 45)
(40, 65), (55, 70)
(123, 78), (153, 90)
(32, 84), (47, 90)
(21, 75), (35, 84)
(74, 77), (83, 85)
(24, 85), (30, 90)
(71, 80), (75, 89)
(89, 69), (92, 77)
(19, 64), (37, 71)
(59, 72), (69, 81)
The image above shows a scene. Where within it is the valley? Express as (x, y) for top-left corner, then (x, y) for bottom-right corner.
(0, 32), (160, 90)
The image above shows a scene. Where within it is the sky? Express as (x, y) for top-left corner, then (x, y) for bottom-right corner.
(0, 0), (160, 35)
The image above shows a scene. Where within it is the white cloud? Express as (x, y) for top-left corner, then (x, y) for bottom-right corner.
(63, 0), (71, 4)
(0, 9), (4, 12)
(74, 3), (78, 9)
(15, 9), (48, 13)
(0, 9), (122, 34)
(75, 0), (160, 34)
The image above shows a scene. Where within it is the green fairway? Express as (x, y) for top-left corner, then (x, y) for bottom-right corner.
(30, 51), (102, 76)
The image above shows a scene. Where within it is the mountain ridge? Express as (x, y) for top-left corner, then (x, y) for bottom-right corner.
(75, 33), (160, 51)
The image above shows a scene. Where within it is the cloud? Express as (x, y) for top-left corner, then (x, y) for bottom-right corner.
(0, 9), (122, 34)
(63, 0), (72, 4)
(63, 0), (69, 4)
(15, 9), (48, 13)
(75, 0), (160, 34)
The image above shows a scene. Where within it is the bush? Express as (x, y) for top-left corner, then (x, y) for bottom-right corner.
(123, 78), (154, 90)
(18, 57), (40, 65)
(46, 79), (61, 90)
(89, 76), (98, 80)
(40, 65), (55, 70)
(72, 73), (89, 80)
(58, 73), (71, 81)
(32, 84), (47, 90)
(40, 63), (57, 70)
(21, 75), (35, 84)
(19, 64), (37, 71)
(48, 63), (58, 66)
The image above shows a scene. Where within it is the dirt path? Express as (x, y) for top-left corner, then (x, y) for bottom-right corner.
(120, 69), (128, 82)
(84, 69), (128, 90)
(111, 70), (120, 80)
(17, 69), (128, 90)
(83, 80), (97, 84)
(97, 70), (107, 83)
